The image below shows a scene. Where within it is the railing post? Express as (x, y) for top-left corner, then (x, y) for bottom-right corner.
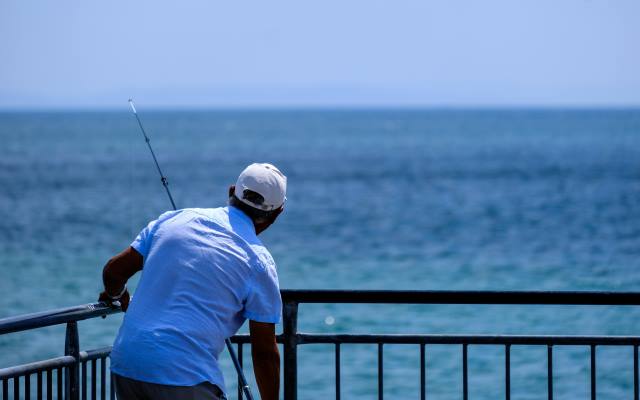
(64, 321), (80, 400)
(283, 301), (298, 400)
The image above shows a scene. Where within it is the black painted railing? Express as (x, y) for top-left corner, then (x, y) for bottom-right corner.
(0, 303), (119, 400)
(233, 290), (640, 400)
(2, 290), (640, 400)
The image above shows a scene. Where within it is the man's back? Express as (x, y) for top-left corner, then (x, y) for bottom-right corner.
(109, 206), (281, 391)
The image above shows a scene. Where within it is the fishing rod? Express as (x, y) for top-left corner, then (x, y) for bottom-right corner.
(128, 99), (255, 400)
(128, 99), (177, 210)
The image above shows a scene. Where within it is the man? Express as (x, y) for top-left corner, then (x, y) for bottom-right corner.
(99, 163), (286, 400)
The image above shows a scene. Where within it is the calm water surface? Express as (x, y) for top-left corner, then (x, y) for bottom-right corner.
(1, 109), (639, 398)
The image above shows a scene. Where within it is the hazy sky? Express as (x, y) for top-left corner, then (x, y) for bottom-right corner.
(1, 0), (638, 109)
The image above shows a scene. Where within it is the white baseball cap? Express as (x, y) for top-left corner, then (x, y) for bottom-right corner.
(234, 163), (287, 211)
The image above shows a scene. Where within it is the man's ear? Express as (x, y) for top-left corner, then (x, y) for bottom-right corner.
(229, 185), (235, 198)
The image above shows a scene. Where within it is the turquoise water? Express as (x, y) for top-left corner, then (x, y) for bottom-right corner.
(1, 109), (639, 398)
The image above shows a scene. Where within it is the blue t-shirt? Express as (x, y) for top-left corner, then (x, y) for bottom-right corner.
(109, 206), (281, 393)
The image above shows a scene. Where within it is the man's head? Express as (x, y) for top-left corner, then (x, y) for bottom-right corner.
(229, 163), (287, 235)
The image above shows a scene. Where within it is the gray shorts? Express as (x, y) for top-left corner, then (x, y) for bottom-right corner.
(113, 374), (226, 400)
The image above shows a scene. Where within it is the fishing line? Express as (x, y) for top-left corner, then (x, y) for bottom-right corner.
(128, 99), (255, 400)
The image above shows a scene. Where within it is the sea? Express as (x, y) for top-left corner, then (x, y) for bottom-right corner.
(0, 109), (639, 399)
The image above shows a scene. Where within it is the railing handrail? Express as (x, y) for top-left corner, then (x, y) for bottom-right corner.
(3, 289), (640, 336)
(280, 289), (640, 305)
(0, 302), (118, 335)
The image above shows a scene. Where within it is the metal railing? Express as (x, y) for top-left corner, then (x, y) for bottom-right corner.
(2, 290), (640, 400)
(232, 290), (640, 400)
(0, 304), (120, 400)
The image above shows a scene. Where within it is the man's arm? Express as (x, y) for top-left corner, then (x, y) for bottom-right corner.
(250, 320), (280, 400)
(98, 246), (143, 311)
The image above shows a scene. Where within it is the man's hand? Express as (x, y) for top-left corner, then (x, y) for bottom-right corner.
(98, 246), (143, 312)
(98, 289), (131, 311)
(250, 320), (280, 400)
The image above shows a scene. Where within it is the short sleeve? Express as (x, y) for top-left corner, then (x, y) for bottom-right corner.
(242, 256), (282, 324)
(130, 211), (176, 259)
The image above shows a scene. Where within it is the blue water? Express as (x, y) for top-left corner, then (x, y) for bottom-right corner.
(1, 109), (639, 399)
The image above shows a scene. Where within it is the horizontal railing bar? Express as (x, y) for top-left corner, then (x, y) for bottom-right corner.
(0, 356), (75, 380)
(79, 347), (112, 362)
(0, 302), (119, 335)
(0, 347), (112, 380)
(295, 334), (640, 346)
(3, 290), (640, 336)
(229, 333), (640, 346)
(281, 290), (640, 305)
